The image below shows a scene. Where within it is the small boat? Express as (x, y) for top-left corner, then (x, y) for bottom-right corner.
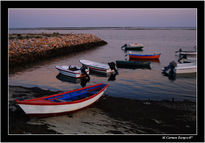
(175, 62), (197, 74)
(56, 65), (89, 78)
(129, 58), (160, 63)
(121, 43), (144, 50)
(162, 61), (197, 74)
(116, 60), (151, 69)
(179, 51), (197, 56)
(175, 49), (197, 57)
(129, 53), (161, 59)
(80, 60), (115, 74)
(16, 83), (109, 116)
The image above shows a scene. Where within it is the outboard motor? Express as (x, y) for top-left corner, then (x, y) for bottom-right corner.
(108, 62), (118, 74)
(162, 61), (177, 73)
(162, 61), (177, 81)
(80, 77), (90, 87)
(80, 65), (90, 80)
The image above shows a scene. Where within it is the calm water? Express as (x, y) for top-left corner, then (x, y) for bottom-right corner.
(9, 29), (197, 101)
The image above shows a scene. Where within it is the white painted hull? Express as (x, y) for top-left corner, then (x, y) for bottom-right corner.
(18, 88), (107, 115)
(88, 66), (113, 74)
(56, 66), (89, 78)
(180, 51), (197, 55)
(80, 60), (113, 74)
(127, 43), (144, 48)
(176, 63), (197, 74)
(176, 66), (197, 74)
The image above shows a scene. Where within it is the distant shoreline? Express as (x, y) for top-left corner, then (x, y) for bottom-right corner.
(9, 27), (196, 30)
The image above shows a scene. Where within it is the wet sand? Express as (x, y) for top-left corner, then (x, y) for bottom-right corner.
(9, 85), (196, 134)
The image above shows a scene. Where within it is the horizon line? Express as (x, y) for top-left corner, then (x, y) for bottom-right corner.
(9, 26), (196, 30)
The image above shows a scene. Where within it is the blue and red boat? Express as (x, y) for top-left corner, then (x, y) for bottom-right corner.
(16, 83), (109, 117)
(129, 53), (161, 60)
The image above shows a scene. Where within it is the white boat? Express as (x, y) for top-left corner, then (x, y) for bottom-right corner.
(175, 62), (197, 74)
(128, 43), (144, 47)
(56, 65), (89, 78)
(79, 60), (114, 74)
(16, 83), (109, 117)
(179, 51), (197, 56)
(162, 61), (197, 74)
(176, 49), (197, 57)
(121, 43), (144, 50)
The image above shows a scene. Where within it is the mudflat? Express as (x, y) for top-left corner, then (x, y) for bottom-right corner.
(9, 85), (196, 134)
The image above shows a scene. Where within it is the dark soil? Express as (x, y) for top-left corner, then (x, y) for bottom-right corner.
(9, 85), (196, 134)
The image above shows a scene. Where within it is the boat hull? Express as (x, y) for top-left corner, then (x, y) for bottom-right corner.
(176, 64), (197, 74)
(116, 60), (151, 69)
(124, 46), (143, 50)
(88, 66), (113, 74)
(176, 67), (196, 74)
(180, 52), (197, 55)
(129, 54), (161, 59)
(18, 90), (105, 115)
(17, 84), (108, 116)
(56, 66), (89, 78)
(80, 60), (113, 74)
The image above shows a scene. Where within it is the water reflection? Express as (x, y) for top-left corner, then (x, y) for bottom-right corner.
(161, 71), (176, 81)
(56, 73), (81, 83)
(80, 77), (90, 87)
(56, 73), (90, 87)
(108, 72), (118, 81)
(176, 73), (196, 79)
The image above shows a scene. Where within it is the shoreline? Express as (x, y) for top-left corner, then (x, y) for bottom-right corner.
(9, 85), (196, 134)
(9, 33), (107, 71)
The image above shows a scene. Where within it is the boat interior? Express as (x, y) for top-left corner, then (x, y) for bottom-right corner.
(44, 84), (106, 102)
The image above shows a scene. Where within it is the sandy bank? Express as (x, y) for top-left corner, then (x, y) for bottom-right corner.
(9, 85), (196, 134)
(9, 33), (107, 69)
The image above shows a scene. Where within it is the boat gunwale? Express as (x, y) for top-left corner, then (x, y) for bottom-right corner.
(16, 83), (108, 105)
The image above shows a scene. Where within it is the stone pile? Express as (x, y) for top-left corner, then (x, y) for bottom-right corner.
(9, 33), (107, 68)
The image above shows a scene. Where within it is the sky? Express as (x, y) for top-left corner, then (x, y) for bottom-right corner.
(9, 8), (197, 28)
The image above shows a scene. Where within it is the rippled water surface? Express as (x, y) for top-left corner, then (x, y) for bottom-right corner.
(9, 29), (197, 101)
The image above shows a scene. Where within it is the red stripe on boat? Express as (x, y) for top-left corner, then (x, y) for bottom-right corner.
(16, 83), (109, 105)
(129, 54), (160, 59)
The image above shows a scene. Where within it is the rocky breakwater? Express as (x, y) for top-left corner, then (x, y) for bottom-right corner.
(9, 33), (107, 69)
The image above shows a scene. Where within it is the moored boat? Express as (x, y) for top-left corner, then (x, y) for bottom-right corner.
(56, 65), (89, 78)
(80, 59), (115, 74)
(162, 61), (197, 74)
(116, 60), (151, 69)
(129, 53), (161, 59)
(175, 48), (197, 57)
(16, 83), (109, 116)
(121, 43), (144, 50)
(179, 51), (197, 56)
